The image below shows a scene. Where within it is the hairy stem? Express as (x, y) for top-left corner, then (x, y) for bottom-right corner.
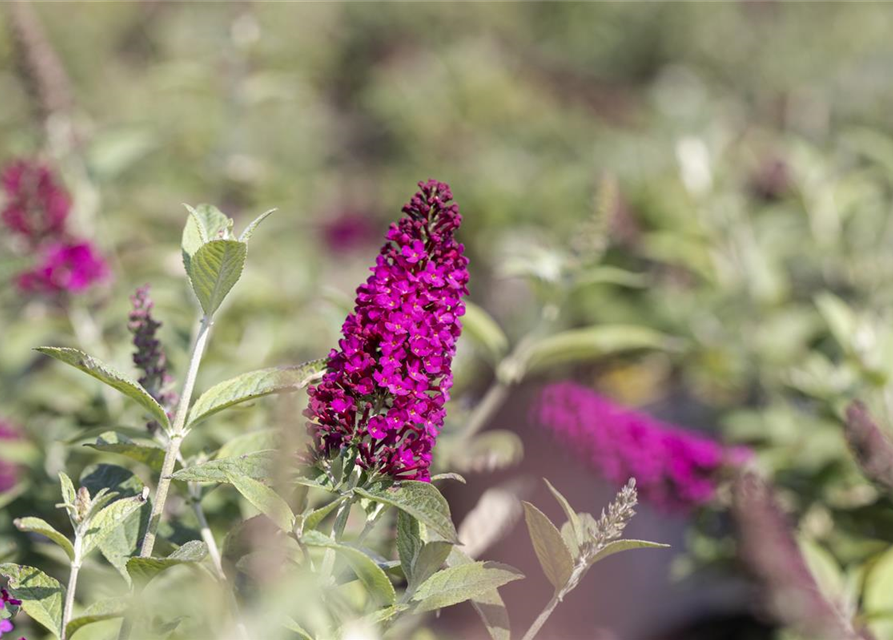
(61, 537), (82, 640)
(139, 314), (212, 558)
(520, 564), (586, 640)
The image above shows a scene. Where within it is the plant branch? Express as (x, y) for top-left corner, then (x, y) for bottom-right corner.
(520, 564), (586, 640)
(139, 314), (212, 559)
(61, 536), (83, 640)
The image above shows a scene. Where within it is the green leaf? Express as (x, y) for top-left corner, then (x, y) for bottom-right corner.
(543, 479), (583, 548)
(239, 208), (276, 243)
(408, 541), (453, 592)
(182, 203), (230, 264)
(815, 292), (858, 352)
(64, 426), (159, 444)
(215, 428), (279, 460)
(355, 481), (459, 544)
(13, 517), (75, 561)
(462, 301), (509, 363)
(397, 511), (422, 578)
(84, 431), (166, 471)
(59, 472), (77, 525)
(302, 498), (346, 533)
(0, 563), (65, 637)
(447, 548), (511, 640)
(302, 531), (396, 607)
(226, 472), (294, 533)
(411, 561), (524, 613)
(35, 347), (170, 430)
(125, 540), (208, 585)
(587, 539), (669, 566)
(522, 501), (574, 591)
(172, 451), (277, 483)
(65, 597), (129, 638)
(518, 325), (672, 377)
(430, 472), (466, 484)
(863, 546), (893, 638)
(572, 266), (647, 289)
(187, 239), (247, 316)
(283, 617), (313, 640)
(81, 493), (149, 557)
(452, 430), (524, 473)
(188, 360), (326, 427)
(78, 466), (148, 583)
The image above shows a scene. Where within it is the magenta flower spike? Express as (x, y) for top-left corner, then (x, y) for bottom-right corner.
(1, 159), (69, 246)
(534, 382), (749, 511)
(15, 240), (109, 295)
(129, 285), (178, 423)
(306, 180), (469, 481)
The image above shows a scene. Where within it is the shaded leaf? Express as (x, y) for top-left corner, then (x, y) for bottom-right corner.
(519, 325), (672, 376)
(35, 347), (170, 430)
(452, 430), (524, 473)
(522, 501), (574, 590)
(82, 493), (149, 557)
(182, 203), (230, 266)
(447, 548), (511, 640)
(544, 479), (583, 547)
(13, 517), (74, 561)
(125, 540), (208, 585)
(587, 539), (669, 566)
(462, 302), (509, 363)
(188, 360), (326, 427)
(172, 451), (277, 483)
(187, 239), (247, 316)
(430, 473), (466, 484)
(397, 511), (422, 579)
(226, 472), (294, 533)
(0, 563), (65, 637)
(302, 498), (346, 533)
(408, 541), (453, 592)
(355, 481), (458, 543)
(411, 561), (524, 613)
(302, 531), (396, 606)
(65, 597), (129, 638)
(215, 428), (279, 460)
(84, 431), (166, 471)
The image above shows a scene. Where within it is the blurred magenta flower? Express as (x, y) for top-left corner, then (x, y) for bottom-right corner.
(534, 382), (749, 511)
(306, 180), (469, 481)
(0, 421), (21, 493)
(320, 210), (380, 254)
(1, 159), (70, 245)
(15, 240), (109, 295)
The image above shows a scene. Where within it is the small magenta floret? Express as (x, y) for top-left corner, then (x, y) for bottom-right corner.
(1, 160), (69, 245)
(15, 240), (108, 295)
(306, 180), (469, 481)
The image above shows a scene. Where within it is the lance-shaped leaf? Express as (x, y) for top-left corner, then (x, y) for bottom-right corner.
(302, 531), (396, 606)
(125, 540), (208, 585)
(411, 561), (524, 613)
(301, 497), (346, 533)
(518, 325), (672, 377)
(226, 472), (294, 533)
(14, 517), (75, 561)
(65, 597), (130, 638)
(355, 481), (459, 544)
(397, 511), (422, 578)
(84, 431), (166, 471)
(239, 208), (276, 243)
(448, 548), (511, 640)
(544, 479), (583, 548)
(35, 347), (170, 430)
(82, 493), (149, 557)
(462, 301), (509, 363)
(522, 501), (574, 591)
(0, 563), (65, 637)
(407, 541), (453, 593)
(188, 359), (327, 427)
(186, 239), (247, 316)
(215, 428), (279, 460)
(173, 450), (277, 483)
(587, 539), (669, 567)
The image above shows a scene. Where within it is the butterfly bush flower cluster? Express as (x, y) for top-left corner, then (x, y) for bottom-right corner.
(534, 382), (749, 511)
(0, 588), (24, 639)
(306, 180), (469, 481)
(0, 420), (22, 494)
(1, 159), (108, 296)
(129, 285), (178, 428)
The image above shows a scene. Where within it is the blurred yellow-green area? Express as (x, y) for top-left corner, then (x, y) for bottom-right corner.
(6, 3), (893, 640)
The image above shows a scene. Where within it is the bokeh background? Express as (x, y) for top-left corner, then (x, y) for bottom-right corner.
(5, 3), (893, 639)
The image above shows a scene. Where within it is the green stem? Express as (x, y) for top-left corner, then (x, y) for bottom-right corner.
(61, 537), (83, 640)
(520, 564), (585, 640)
(461, 380), (510, 440)
(139, 314), (212, 559)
